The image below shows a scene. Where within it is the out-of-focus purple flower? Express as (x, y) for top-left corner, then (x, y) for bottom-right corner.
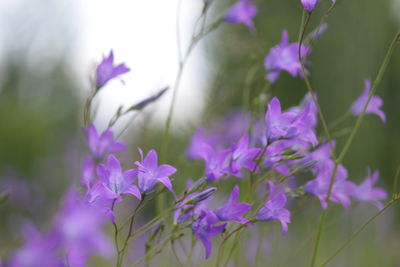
(200, 144), (231, 182)
(192, 209), (227, 259)
(256, 182), (291, 234)
(351, 79), (386, 123)
(351, 169), (387, 209)
(81, 157), (96, 189)
(309, 23), (328, 41)
(264, 30), (311, 83)
(303, 141), (334, 172)
(55, 192), (113, 265)
(96, 154), (141, 201)
(301, 0), (319, 12)
(83, 125), (126, 160)
(96, 50), (130, 89)
(135, 148), (177, 193)
(223, 0), (257, 29)
(227, 135), (261, 177)
(8, 223), (62, 267)
(214, 185), (252, 224)
(304, 161), (356, 209)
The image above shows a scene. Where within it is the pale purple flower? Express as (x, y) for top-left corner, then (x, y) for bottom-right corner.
(351, 79), (386, 122)
(192, 209), (227, 259)
(8, 223), (62, 267)
(200, 144), (231, 182)
(96, 50), (130, 89)
(304, 161), (356, 209)
(224, 0), (257, 29)
(352, 169), (387, 209)
(214, 185), (252, 224)
(135, 148), (177, 193)
(227, 135), (261, 177)
(264, 30), (311, 83)
(83, 125), (126, 160)
(81, 157), (96, 189)
(96, 154), (141, 201)
(301, 0), (319, 12)
(55, 192), (113, 265)
(257, 182), (291, 234)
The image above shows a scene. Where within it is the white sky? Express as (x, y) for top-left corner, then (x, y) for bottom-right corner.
(0, 0), (210, 131)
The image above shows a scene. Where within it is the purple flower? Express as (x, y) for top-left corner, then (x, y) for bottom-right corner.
(301, 0), (319, 12)
(223, 0), (257, 30)
(96, 154), (141, 201)
(192, 209), (226, 259)
(135, 148), (177, 193)
(265, 97), (298, 141)
(351, 79), (386, 122)
(256, 182), (291, 234)
(351, 169), (387, 209)
(96, 50), (130, 89)
(81, 157), (96, 189)
(214, 185), (252, 224)
(83, 125), (126, 160)
(227, 135), (261, 177)
(264, 30), (311, 83)
(8, 223), (62, 267)
(200, 144), (231, 182)
(304, 161), (356, 209)
(55, 192), (113, 265)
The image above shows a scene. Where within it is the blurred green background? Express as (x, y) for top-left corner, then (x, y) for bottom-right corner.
(0, 0), (400, 266)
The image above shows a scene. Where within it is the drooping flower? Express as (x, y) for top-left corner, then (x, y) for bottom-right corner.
(96, 154), (141, 201)
(83, 125), (126, 160)
(257, 182), (291, 234)
(264, 30), (311, 83)
(304, 161), (356, 209)
(351, 79), (386, 123)
(301, 0), (319, 12)
(227, 135), (261, 177)
(214, 185), (252, 224)
(192, 209), (227, 259)
(96, 50), (130, 89)
(224, 0), (257, 30)
(135, 148), (177, 193)
(351, 169), (387, 209)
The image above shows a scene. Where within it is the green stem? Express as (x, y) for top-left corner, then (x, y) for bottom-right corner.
(318, 198), (399, 267)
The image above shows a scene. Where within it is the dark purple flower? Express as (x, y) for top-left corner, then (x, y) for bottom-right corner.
(96, 50), (130, 89)
(351, 169), (387, 209)
(214, 185), (252, 224)
(83, 125), (126, 160)
(135, 148), (177, 193)
(224, 0), (257, 29)
(96, 154), (141, 201)
(264, 30), (311, 83)
(256, 182), (291, 234)
(351, 79), (386, 122)
(304, 161), (356, 209)
(192, 209), (227, 259)
(301, 0), (319, 12)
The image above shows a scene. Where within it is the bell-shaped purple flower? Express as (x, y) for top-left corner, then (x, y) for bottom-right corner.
(351, 79), (386, 123)
(192, 209), (227, 259)
(304, 161), (356, 209)
(223, 0), (257, 30)
(256, 182), (291, 234)
(351, 169), (387, 209)
(214, 185), (252, 224)
(264, 30), (311, 83)
(83, 125), (126, 160)
(135, 148), (177, 193)
(96, 50), (130, 89)
(301, 0), (319, 12)
(227, 135), (262, 177)
(96, 154), (141, 201)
